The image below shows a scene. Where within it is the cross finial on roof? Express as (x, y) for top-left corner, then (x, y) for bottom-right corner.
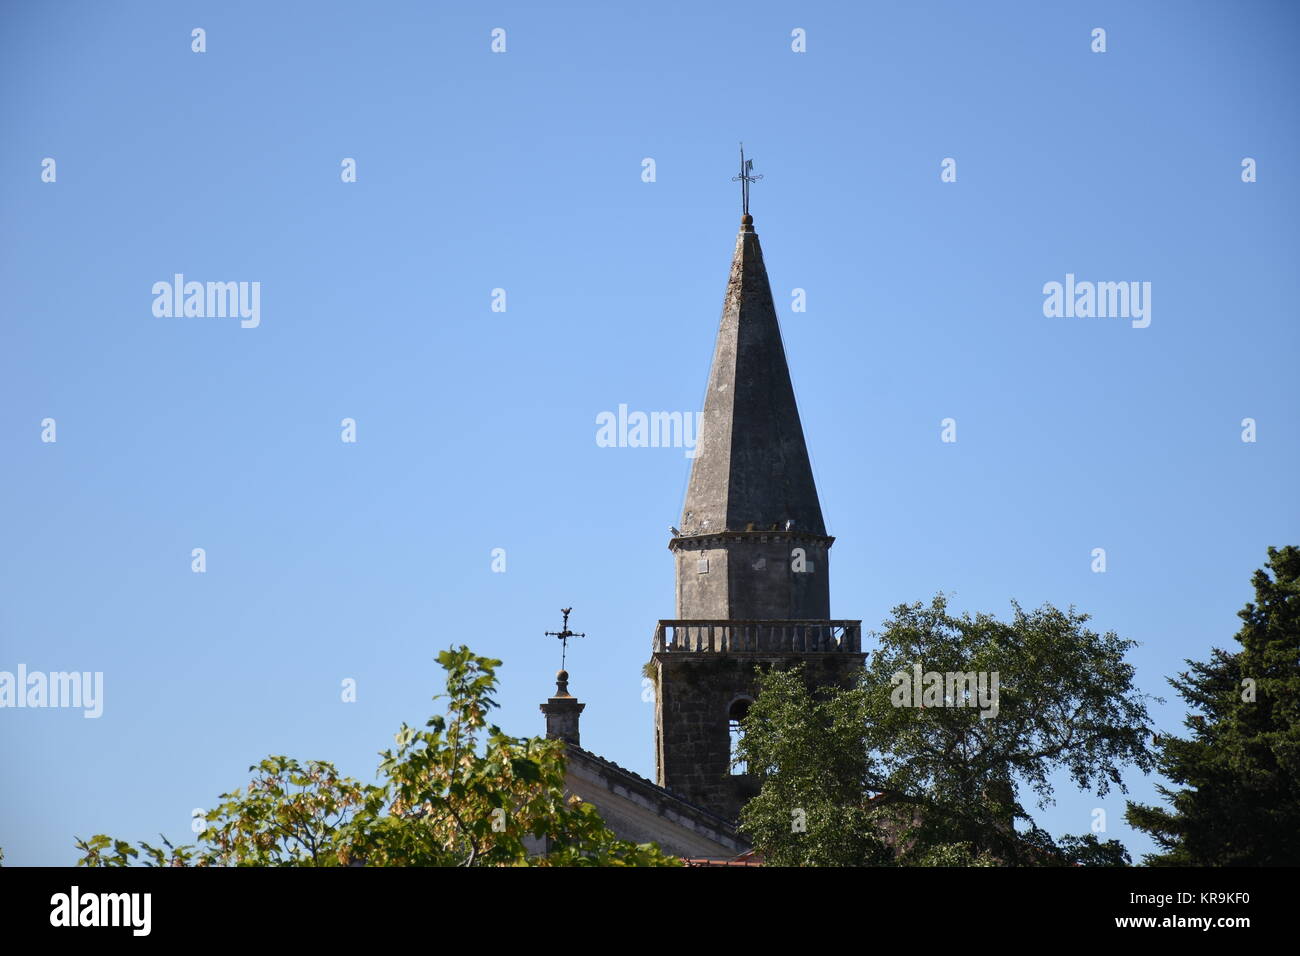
(544, 607), (586, 670)
(731, 142), (763, 217)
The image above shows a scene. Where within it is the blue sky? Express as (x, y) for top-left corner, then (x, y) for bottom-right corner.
(1, 0), (1296, 865)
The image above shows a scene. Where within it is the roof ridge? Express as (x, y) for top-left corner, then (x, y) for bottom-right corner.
(565, 743), (744, 833)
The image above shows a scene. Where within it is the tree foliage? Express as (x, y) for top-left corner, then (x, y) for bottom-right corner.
(76, 647), (677, 867)
(731, 667), (893, 866)
(738, 595), (1155, 866)
(1126, 546), (1300, 865)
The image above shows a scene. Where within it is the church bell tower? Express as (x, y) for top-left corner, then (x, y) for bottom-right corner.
(650, 181), (866, 821)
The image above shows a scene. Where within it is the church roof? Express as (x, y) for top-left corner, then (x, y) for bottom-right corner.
(566, 743), (744, 832)
(680, 216), (827, 537)
(562, 743), (752, 858)
(681, 849), (764, 867)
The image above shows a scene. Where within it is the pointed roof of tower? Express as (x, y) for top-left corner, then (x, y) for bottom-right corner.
(680, 215), (827, 537)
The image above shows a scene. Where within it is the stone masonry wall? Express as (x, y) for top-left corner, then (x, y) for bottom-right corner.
(655, 652), (864, 820)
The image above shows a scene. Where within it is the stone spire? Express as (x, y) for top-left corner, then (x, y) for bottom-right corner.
(651, 208), (865, 821)
(680, 215), (826, 539)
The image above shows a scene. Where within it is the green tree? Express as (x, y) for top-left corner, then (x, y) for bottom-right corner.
(76, 647), (677, 867)
(738, 595), (1156, 866)
(1056, 832), (1131, 866)
(731, 667), (893, 866)
(1126, 546), (1300, 865)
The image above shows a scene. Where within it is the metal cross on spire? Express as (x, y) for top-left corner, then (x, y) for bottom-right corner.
(732, 142), (763, 216)
(544, 607), (586, 670)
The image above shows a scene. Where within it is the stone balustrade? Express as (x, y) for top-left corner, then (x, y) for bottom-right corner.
(653, 619), (862, 654)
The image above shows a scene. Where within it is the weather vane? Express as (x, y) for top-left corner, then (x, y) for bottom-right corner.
(732, 142), (763, 216)
(544, 607), (586, 670)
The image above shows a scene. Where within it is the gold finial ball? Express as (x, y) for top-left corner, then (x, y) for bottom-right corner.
(556, 669), (569, 682)
(741, 214), (753, 226)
